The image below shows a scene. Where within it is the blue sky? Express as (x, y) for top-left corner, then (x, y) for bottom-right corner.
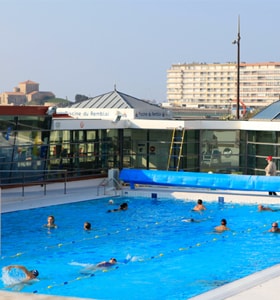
(1, 0), (279, 103)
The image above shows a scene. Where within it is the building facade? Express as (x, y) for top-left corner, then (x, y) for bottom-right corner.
(0, 100), (280, 186)
(167, 62), (280, 110)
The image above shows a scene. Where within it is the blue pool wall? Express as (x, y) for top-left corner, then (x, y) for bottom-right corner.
(119, 169), (280, 192)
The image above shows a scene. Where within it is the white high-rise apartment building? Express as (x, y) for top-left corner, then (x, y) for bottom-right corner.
(166, 62), (280, 109)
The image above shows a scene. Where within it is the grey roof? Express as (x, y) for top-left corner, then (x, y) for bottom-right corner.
(70, 90), (162, 110)
(252, 100), (280, 120)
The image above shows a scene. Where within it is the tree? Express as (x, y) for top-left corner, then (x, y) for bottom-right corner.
(75, 94), (89, 103)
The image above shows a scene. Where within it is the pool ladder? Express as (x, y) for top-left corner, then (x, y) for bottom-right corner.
(97, 177), (123, 196)
(167, 128), (185, 171)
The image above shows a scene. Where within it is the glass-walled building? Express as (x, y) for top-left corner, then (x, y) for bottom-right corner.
(0, 96), (280, 185)
(0, 106), (52, 184)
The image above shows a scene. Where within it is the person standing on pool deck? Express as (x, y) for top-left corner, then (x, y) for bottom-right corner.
(265, 156), (277, 196)
(192, 199), (206, 211)
(214, 219), (230, 232)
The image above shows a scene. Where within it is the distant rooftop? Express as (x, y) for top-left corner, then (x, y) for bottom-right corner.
(70, 89), (162, 110)
(251, 100), (280, 121)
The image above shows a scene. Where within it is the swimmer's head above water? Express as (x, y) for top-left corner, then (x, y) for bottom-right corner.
(30, 270), (39, 278)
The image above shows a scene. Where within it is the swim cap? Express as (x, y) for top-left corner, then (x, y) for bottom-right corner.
(266, 156), (273, 161)
(31, 270), (39, 277)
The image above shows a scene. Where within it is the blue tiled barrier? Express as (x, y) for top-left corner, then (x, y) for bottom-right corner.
(119, 169), (280, 192)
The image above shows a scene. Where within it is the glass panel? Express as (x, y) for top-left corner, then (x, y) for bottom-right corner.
(200, 130), (240, 173)
(149, 130), (171, 170)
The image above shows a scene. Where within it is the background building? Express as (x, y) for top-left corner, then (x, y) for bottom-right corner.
(0, 80), (55, 105)
(166, 62), (280, 110)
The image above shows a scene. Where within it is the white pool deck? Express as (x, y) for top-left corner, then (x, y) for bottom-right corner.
(1, 178), (280, 300)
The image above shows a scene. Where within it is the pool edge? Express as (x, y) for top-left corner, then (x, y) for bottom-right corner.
(189, 263), (280, 300)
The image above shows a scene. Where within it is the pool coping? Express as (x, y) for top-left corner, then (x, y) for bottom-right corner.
(189, 263), (280, 300)
(2, 180), (280, 300)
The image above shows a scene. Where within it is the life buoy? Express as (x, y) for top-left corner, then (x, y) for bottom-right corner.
(150, 146), (156, 153)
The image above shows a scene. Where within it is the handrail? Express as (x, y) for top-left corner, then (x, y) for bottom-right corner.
(0, 169), (67, 197)
(97, 177), (122, 196)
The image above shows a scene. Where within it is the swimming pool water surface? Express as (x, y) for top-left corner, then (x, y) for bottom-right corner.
(1, 196), (280, 299)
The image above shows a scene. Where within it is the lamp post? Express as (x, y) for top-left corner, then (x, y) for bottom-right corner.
(232, 16), (241, 120)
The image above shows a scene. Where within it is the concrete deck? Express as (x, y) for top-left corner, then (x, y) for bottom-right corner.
(1, 179), (280, 299)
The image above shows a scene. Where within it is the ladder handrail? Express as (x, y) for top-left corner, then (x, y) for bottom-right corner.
(167, 128), (185, 171)
(176, 129), (185, 171)
(167, 128), (176, 170)
(97, 177), (122, 196)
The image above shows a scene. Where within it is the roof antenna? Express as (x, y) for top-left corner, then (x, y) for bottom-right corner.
(114, 83), (117, 91)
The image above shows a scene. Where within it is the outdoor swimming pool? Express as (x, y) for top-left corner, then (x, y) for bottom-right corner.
(1, 196), (280, 299)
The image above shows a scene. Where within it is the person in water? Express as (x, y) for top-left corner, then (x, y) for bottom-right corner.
(96, 258), (117, 268)
(44, 215), (57, 228)
(258, 205), (277, 212)
(84, 222), (91, 230)
(107, 202), (128, 213)
(80, 258), (117, 273)
(268, 222), (280, 233)
(4, 265), (39, 281)
(192, 199), (206, 211)
(214, 219), (230, 232)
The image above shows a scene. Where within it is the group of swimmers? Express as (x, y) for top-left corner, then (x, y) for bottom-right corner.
(5, 198), (279, 287)
(191, 199), (280, 233)
(190, 199), (280, 233)
(4, 200), (128, 286)
(43, 201), (129, 231)
(258, 204), (280, 232)
(190, 199), (230, 232)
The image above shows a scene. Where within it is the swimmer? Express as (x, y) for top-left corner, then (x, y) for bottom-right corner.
(108, 199), (114, 205)
(84, 222), (91, 230)
(258, 205), (279, 212)
(80, 258), (117, 273)
(182, 218), (202, 223)
(107, 202), (128, 213)
(4, 265), (39, 282)
(214, 219), (230, 232)
(96, 258), (117, 268)
(268, 222), (280, 233)
(44, 215), (57, 228)
(119, 202), (128, 210)
(192, 199), (206, 211)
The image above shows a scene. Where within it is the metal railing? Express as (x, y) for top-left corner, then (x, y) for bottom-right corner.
(97, 177), (122, 196)
(0, 169), (68, 197)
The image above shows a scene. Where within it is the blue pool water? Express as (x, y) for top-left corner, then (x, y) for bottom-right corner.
(1, 196), (280, 299)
